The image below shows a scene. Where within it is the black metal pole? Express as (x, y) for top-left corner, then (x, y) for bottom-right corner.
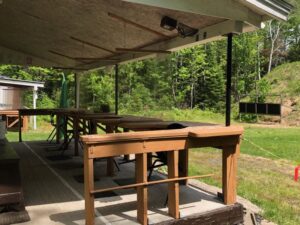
(225, 33), (233, 126)
(115, 64), (119, 115)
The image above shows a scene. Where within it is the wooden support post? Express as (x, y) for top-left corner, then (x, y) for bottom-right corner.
(63, 116), (68, 145)
(56, 114), (61, 144)
(168, 150), (180, 219)
(123, 128), (130, 161)
(136, 153), (148, 225)
(18, 111), (22, 142)
(147, 153), (152, 170)
(84, 146), (95, 225)
(90, 119), (97, 135)
(73, 115), (79, 156)
(222, 145), (238, 205)
(106, 125), (115, 176)
(22, 116), (29, 132)
(179, 149), (188, 185)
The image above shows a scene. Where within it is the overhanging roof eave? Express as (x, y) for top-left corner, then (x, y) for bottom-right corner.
(0, 78), (44, 89)
(241, 0), (294, 21)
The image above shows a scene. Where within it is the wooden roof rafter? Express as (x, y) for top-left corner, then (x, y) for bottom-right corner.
(115, 48), (172, 54)
(78, 20), (245, 69)
(48, 50), (84, 63)
(108, 12), (171, 39)
(70, 36), (115, 54)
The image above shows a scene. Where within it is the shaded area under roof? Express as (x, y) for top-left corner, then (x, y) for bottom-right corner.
(0, 0), (293, 71)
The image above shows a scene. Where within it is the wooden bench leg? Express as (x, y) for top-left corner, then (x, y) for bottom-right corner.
(106, 125), (115, 176)
(168, 150), (180, 219)
(107, 157), (115, 176)
(222, 144), (238, 205)
(18, 113), (22, 142)
(179, 149), (188, 185)
(123, 128), (130, 161)
(136, 153), (148, 225)
(84, 148), (95, 225)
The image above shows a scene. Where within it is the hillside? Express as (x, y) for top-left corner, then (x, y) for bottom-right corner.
(264, 61), (300, 126)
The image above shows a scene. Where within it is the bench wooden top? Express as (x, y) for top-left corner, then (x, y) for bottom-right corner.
(95, 115), (163, 126)
(18, 108), (89, 115)
(118, 121), (217, 131)
(81, 126), (244, 144)
(78, 113), (121, 120)
(0, 110), (19, 116)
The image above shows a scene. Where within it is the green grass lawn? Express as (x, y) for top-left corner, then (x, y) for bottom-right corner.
(6, 130), (50, 142)
(6, 110), (300, 225)
(241, 126), (300, 163)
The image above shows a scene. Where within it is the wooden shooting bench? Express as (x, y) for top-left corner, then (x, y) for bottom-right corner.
(0, 110), (28, 131)
(18, 108), (55, 142)
(0, 139), (24, 210)
(81, 125), (243, 225)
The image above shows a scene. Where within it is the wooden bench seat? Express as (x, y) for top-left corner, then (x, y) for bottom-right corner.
(0, 139), (24, 210)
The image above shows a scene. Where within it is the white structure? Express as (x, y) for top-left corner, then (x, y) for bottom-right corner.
(0, 76), (44, 130)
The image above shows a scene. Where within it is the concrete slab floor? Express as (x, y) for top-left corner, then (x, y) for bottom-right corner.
(12, 141), (229, 225)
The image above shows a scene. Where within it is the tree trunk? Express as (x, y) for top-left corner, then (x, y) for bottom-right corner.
(267, 21), (281, 74)
(190, 83), (194, 109)
(268, 42), (274, 74)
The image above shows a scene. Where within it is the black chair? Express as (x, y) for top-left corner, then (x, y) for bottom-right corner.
(147, 123), (187, 181)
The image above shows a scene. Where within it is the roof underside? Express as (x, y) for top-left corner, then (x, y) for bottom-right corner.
(0, 0), (293, 71)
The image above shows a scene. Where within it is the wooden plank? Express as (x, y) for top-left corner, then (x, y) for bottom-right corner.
(85, 135), (242, 159)
(115, 48), (171, 54)
(155, 203), (244, 225)
(91, 174), (213, 194)
(48, 50), (81, 62)
(188, 126), (244, 138)
(168, 150), (180, 219)
(73, 57), (119, 61)
(136, 153), (148, 225)
(70, 36), (115, 54)
(84, 146), (95, 225)
(87, 139), (187, 159)
(118, 121), (216, 131)
(81, 126), (243, 143)
(222, 144), (238, 205)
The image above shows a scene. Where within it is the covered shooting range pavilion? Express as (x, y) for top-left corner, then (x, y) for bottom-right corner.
(0, 0), (292, 225)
